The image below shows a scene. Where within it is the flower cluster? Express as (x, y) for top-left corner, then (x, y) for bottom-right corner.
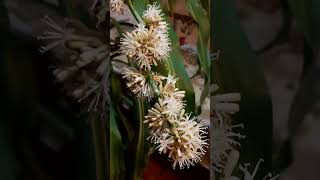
(211, 119), (245, 172)
(120, 3), (171, 71)
(224, 158), (279, 180)
(122, 67), (154, 100)
(120, 3), (208, 169)
(111, 0), (124, 14)
(211, 85), (279, 180)
(211, 84), (243, 173)
(38, 12), (109, 115)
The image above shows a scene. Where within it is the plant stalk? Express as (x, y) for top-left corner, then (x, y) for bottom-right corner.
(126, 0), (144, 23)
(90, 113), (108, 180)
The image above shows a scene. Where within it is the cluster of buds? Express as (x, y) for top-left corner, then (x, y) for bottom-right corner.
(120, 3), (208, 169)
(38, 7), (109, 115)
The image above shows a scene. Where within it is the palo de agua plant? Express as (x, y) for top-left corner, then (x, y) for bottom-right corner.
(119, 2), (208, 169)
(38, 0), (208, 173)
(36, 0), (280, 178)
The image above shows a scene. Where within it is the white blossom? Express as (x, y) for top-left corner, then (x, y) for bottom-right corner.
(142, 3), (168, 32)
(120, 24), (171, 70)
(156, 113), (208, 169)
(121, 67), (154, 100)
(111, 0), (124, 14)
(211, 115), (245, 172)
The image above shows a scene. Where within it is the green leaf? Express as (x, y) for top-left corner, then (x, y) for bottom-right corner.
(0, 22), (14, 176)
(200, 0), (209, 13)
(212, 0), (273, 178)
(132, 100), (149, 180)
(187, 0), (211, 110)
(111, 74), (135, 141)
(0, 116), (16, 180)
(166, 27), (196, 112)
(110, 104), (126, 179)
(132, 0), (146, 17)
(288, 0), (320, 49)
(167, 0), (176, 13)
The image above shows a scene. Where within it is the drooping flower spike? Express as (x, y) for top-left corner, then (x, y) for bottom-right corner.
(119, 2), (208, 169)
(156, 112), (208, 169)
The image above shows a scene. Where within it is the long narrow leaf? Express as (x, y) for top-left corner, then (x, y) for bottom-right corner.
(212, 0), (273, 178)
(288, 0), (320, 50)
(110, 104), (126, 179)
(187, 0), (211, 110)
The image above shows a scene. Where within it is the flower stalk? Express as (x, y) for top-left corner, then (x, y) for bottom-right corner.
(122, 2), (208, 169)
(126, 0), (143, 23)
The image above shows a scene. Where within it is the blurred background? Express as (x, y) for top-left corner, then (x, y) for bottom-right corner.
(224, 0), (320, 179)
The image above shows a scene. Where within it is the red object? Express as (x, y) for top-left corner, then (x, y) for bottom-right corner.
(179, 37), (186, 45)
(143, 154), (209, 180)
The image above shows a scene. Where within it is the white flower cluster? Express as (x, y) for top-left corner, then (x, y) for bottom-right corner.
(38, 14), (109, 114)
(120, 3), (171, 71)
(111, 0), (124, 14)
(224, 158), (279, 180)
(120, 3), (208, 169)
(211, 84), (243, 173)
(211, 84), (279, 179)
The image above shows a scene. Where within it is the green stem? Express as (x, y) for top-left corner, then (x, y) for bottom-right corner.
(126, 0), (144, 23)
(133, 100), (145, 180)
(149, 78), (161, 98)
(111, 17), (125, 35)
(90, 113), (108, 180)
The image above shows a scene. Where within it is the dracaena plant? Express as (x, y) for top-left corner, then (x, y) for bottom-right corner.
(116, 2), (208, 169)
(37, 0), (211, 179)
(36, 0), (280, 179)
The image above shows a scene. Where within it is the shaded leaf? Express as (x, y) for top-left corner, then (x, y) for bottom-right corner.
(110, 103), (126, 179)
(288, 0), (320, 50)
(89, 113), (108, 180)
(212, 0), (273, 178)
(0, 113), (16, 180)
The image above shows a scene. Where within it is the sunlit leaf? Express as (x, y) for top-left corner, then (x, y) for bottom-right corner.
(187, 0), (210, 111)
(149, 0), (195, 112)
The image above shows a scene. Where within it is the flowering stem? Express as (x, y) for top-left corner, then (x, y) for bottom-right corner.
(149, 79), (161, 97)
(126, 0), (144, 23)
(133, 100), (145, 180)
